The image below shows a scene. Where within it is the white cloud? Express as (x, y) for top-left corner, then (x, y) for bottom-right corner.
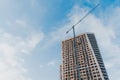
(47, 60), (56, 67)
(15, 19), (27, 27)
(43, 4), (120, 80)
(30, 0), (36, 7)
(0, 28), (44, 80)
(39, 65), (44, 68)
(86, 0), (100, 5)
(6, 18), (28, 28)
(39, 60), (57, 69)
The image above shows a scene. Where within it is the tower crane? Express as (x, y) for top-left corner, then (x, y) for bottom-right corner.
(66, 3), (100, 80)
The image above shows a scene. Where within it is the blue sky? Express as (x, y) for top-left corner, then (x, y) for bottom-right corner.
(0, 0), (120, 80)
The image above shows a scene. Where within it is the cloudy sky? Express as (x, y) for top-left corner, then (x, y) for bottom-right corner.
(0, 0), (120, 80)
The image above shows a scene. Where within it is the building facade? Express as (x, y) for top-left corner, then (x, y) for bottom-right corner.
(60, 33), (109, 80)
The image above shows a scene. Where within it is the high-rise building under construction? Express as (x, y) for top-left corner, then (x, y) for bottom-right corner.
(60, 33), (109, 80)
